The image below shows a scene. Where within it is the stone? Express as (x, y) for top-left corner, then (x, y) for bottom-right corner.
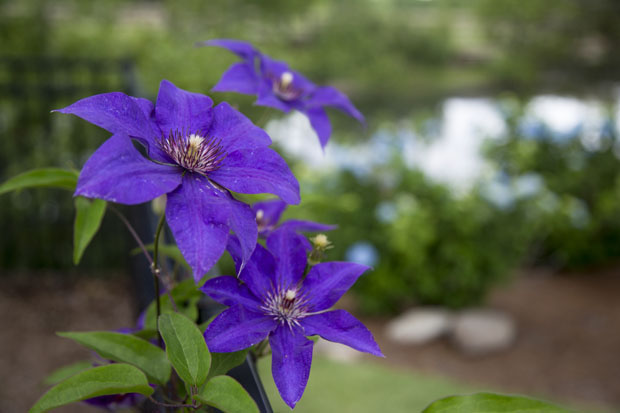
(451, 308), (516, 355)
(314, 338), (363, 363)
(385, 307), (453, 345)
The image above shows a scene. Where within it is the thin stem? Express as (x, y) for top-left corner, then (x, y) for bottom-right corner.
(152, 213), (166, 348)
(109, 205), (153, 266)
(148, 395), (196, 409)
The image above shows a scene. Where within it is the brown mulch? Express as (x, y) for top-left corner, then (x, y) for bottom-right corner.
(365, 267), (620, 413)
(1, 267), (619, 412)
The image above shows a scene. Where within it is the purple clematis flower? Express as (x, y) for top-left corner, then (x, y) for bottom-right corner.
(202, 229), (383, 408)
(253, 198), (335, 239)
(200, 39), (365, 149)
(56, 80), (300, 281)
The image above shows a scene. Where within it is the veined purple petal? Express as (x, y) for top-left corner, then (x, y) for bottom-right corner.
(212, 62), (260, 95)
(55, 92), (157, 140)
(75, 134), (181, 204)
(301, 310), (383, 357)
(278, 219), (337, 234)
(266, 229), (308, 288)
(206, 102), (271, 154)
(204, 305), (274, 352)
(305, 86), (365, 124)
(305, 107), (332, 149)
(269, 325), (313, 409)
(226, 196), (258, 273)
(165, 174), (230, 282)
(54, 92), (169, 161)
(208, 148), (300, 205)
(155, 79), (214, 136)
(237, 242), (278, 299)
(199, 39), (259, 60)
(301, 262), (370, 311)
(200, 276), (261, 311)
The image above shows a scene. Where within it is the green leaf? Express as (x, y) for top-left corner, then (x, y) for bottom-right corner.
(73, 197), (106, 265)
(158, 312), (211, 387)
(29, 364), (153, 413)
(0, 168), (79, 196)
(423, 393), (571, 413)
(207, 350), (248, 381)
(43, 361), (92, 386)
(193, 375), (259, 413)
(142, 280), (201, 331)
(58, 331), (170, 385)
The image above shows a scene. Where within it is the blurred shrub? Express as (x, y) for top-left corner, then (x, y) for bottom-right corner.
(293, 163), (533, 314)
(485, 99), (620, 269)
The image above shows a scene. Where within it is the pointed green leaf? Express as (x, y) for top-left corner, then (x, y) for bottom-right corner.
(58, 331), (170, 385)
(158, 312), (210, 386)
(423, 392), (571, 413)
(0, 168), (79, 195)
(43, 361), (93, 386)
(30, 364), (153, 413)
(193, 375), (259, 413)
(73, 197), (106, 265)
(207, 350), (248, 381)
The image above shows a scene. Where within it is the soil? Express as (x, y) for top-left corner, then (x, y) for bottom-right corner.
(1, 267), (619, 413)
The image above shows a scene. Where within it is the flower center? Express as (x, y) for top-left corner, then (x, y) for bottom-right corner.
(159, 131), (226, 174)
(261, 287), (309, 328)
(272, 71), (302, 101)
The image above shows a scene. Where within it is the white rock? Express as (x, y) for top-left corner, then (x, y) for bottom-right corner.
(314, 338), (362, 363)
(451, 308), (516, 355)
(385, 307), (453, 345)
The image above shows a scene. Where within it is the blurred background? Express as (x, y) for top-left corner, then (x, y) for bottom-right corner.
(1, 0), (619, 412)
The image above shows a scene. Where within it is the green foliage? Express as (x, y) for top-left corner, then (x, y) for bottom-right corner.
(29, 364), (153, 413)
(43, 361), (92, 386)
(158, 312), (211, 387)
(72, 197), (106, 265)
(0, 168), (78, 195)
(141, 279), (202, 333)
(58, 331), (170, 385)
(423, 392), (570, 413)
(484, 99), (620, 269)
(194, 375), (259, 413)
(304, 166), (531, 313)
(207, 350), (249, 381)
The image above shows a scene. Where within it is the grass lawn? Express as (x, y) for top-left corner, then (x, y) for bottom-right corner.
(256, 355), (481, 413)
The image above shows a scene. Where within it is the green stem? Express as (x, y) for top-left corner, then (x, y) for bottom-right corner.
(152, 213), (166, 348)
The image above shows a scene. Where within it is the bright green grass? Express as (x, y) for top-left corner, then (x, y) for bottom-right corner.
(256, 356), (480, 413)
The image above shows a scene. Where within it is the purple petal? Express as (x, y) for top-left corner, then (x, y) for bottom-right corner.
(259, 56), (316, 94)
(266, 229), (308, 288)
(75, 134), (181, 204)
(54, 92), (169, 161)
(305, 107), (332, 149)
(208, 148), (300, 205)
(155, 79), (214, 136)
(200, 276), (261, 311)
(301, 310), (383, 357)
(278, 219), (337, 233)
(207, 102), (271, 154)
(212, 62), (260, 95)
(301, 262), (370, 311)
(165, 174), (230, 282)
(253, 199), (287, 229)
(255, 79), (295, 112)
(226, 196), (258, 273)
(204, 305), (274, 352)
(199, 39), (259, 60)
(306, 86), (365, 124)
(269, 325), (313, 409)
(238, 242), (278, 299)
